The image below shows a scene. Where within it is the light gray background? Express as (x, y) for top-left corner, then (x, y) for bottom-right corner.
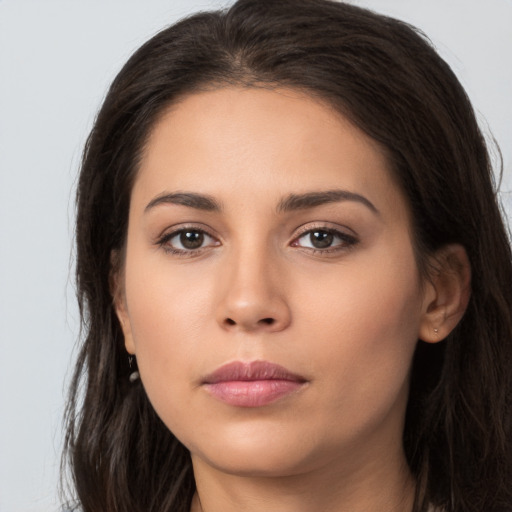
(0, 1), (510, 511)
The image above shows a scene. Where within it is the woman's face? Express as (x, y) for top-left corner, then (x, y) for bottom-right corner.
(116, 87), (434, 478)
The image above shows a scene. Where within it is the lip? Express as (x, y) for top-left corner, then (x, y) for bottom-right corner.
(202, 360), (308, 407)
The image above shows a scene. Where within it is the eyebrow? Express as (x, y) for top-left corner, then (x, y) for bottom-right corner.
(145, 192), (222, 213)
(277, 189), (379, 215)
(144, 189), (378, 215)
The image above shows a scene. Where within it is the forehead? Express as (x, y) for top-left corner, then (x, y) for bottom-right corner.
(134, 86), (405, 218)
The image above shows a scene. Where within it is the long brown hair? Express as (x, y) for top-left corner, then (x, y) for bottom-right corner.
(63, 1), (512, 511)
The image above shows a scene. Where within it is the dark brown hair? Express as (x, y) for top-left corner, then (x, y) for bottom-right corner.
(63, 1), (512, 511)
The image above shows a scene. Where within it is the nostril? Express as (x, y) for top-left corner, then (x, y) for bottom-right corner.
(222, 317), (277, 328)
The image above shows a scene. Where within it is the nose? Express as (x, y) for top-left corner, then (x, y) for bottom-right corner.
(215, 247), (292, 333)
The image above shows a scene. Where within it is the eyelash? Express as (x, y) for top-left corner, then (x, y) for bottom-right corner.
(156, 226), (218, 257)
(291, 226), (359, 254)
(156, 225), (359, 257)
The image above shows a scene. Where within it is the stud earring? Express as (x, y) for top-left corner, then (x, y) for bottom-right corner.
(433, 328), (439, 337)
(128, 355), (140, 383)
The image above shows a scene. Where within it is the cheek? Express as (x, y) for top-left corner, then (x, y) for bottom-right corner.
(123, 253), (217, 417)
(318, 238), (422, 336)
(296, 247), (423, 416)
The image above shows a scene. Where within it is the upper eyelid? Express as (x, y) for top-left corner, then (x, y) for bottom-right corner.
(164, 228), (215, 241)
(293, 228), (358, 244)
(156, 223), (218, 241)
(292, 222), (357, 238)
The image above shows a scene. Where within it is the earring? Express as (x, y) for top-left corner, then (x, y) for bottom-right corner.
(128, 355), (140, 383)
(433, 328), (439, 337)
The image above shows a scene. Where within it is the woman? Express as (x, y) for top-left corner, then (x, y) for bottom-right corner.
(63, 0), (512, 511)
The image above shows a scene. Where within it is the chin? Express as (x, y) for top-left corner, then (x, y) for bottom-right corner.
(186, 421), (328, 478)
(193, 448), (316, 478)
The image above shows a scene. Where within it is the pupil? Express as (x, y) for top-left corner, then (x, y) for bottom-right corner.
(310, 231), (333, 248)
(180, 231), (204, 249)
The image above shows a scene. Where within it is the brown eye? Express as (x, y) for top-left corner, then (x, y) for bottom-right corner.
(180, 230), (204, 249)
(159, 228), (219, 254)
(309, 231), (334, 248)
(293, 228), (358, 252)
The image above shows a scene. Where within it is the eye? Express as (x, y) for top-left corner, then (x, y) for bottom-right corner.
(158, 228), (219, 254)
(291, 228), (358, 252)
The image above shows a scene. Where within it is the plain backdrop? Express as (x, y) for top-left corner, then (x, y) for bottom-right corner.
(0, 1), (511, 511)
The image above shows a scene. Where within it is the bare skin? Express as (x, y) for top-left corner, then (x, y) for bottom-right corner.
(115, 87), (470, 512)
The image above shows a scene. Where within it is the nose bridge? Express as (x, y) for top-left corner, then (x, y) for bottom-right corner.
(216, 238), (291, 332)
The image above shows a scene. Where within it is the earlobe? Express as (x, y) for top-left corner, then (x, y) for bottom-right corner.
(110, 250), (136, 355)
(418, 244), (471, 343)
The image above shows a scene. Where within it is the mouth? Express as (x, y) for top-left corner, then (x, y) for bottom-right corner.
(202, 360), (308, 408)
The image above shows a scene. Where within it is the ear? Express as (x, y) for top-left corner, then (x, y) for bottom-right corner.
(110, 250), (136, 355)
(418, 244), (471, 343)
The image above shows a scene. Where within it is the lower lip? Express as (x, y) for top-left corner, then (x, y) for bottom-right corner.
(203, 380), (304, 407)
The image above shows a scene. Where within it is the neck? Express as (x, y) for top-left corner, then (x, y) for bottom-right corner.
(190, 447), (415, 512)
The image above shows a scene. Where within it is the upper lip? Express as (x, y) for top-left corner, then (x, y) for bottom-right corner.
(202, 360), (307, 384)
